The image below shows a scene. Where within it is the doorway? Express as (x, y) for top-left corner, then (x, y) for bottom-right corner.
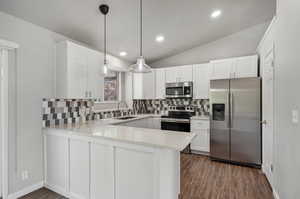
(262, 45), (275, 187)
(0, 39), (18, 199)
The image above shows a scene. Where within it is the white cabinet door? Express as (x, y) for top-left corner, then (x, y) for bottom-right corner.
(165, 65), (193, 83)
(191, 120), (210, 152)
(165, 67), (177, 83)
(45, 135), (68, 194)
(69, 139), (90, 199)
(143, 72), (155, 99)
(193, 64), (210, 99)
(133, 73), (143, 99)
(133, 72), (155, 99)
(190, 130), (210, 152)
(234, 55), (258, 78)
(67, 46), (88, 99)
(210, 58), (235, 80)
(176, 65), (193, 82)
(115, 147), (156, 199)
(87, 50), (104, 99)
(155, 68), (166, 99)
(91, 143), (114, 199)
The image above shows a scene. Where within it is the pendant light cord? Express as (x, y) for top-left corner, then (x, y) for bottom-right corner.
(140, 0), (143, 57)
(104, 14), (107, 64)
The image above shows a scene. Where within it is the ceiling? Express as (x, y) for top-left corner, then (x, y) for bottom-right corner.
(0, 0), (276, 63)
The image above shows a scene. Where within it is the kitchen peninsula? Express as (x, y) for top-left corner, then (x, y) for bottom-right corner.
(43, 115), (195, 199)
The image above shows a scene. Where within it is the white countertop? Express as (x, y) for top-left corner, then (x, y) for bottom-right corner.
(191, 116), (210, 120)
(43, 115), (196, 151)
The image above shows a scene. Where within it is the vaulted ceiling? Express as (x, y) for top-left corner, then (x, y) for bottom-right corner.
(0, 0), (276, 63)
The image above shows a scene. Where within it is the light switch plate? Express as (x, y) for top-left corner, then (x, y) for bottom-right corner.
(292, 109), (299, 124)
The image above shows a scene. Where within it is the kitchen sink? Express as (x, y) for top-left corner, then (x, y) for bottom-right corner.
(116, 116), (137, 120)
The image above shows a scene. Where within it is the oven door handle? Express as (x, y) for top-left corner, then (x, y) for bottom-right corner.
(161, 119), (190, 124)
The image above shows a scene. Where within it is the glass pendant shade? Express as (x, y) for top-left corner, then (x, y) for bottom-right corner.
(130, 56), (152, 73)
(103, 63), (108, 75)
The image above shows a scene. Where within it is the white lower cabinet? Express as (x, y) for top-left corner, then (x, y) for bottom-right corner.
(69, 139), (90, 199)
(44, 132), (180, 199)
(115, 148), (155, 199)
(90, 143), (114, 199)
(190, 119), (210, 153)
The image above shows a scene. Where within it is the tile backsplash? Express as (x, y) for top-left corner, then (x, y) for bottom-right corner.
(42, 99), (134, 127)
(42, 98), (210, 127)
(133, 99), (210, 115)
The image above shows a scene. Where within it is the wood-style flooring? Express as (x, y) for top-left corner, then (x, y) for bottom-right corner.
(19, 154), (273, 199)
(180, 154), (274, 199)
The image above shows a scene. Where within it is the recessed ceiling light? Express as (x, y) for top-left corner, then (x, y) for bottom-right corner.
(211, 10), (222, 18)
(156, 35), (165, 43)
(119, 51), (127, 56)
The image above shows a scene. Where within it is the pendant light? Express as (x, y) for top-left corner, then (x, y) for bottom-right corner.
(99, 4), (110, 75)
(130, 0), (152, 73)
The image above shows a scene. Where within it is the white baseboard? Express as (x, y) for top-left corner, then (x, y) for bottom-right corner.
(273, 189), (280, 199)
(7, 181), (44, 199)
(44, 183), (69, 198)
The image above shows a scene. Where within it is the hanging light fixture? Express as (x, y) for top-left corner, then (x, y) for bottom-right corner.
(99, 4), (110, 75)
(130, 0), (152, 73)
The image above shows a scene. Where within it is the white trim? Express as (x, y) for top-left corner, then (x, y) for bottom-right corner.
(44, 183), (69, 198)
(273, 189), (280, 199)
(0, 39), (19, 50)
(1, 49), (9, 199)
(0, 39), (19, 199)
(257, 16), (277, 52)
(7, 181), (44, 199)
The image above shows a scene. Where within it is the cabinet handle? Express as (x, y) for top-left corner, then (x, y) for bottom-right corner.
(89, 91), (92, 98)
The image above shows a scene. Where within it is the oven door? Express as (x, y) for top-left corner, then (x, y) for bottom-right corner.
(161, 119), (191, 132)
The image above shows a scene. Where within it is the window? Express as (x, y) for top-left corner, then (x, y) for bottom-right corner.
(104, 72), (119, 101)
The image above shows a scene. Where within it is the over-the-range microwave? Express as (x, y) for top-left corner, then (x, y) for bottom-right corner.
(165, 82), (193, 98)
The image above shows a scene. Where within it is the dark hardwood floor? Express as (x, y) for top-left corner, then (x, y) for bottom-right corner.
(180, 154), (274, 199)
(19, 154), (273, 199)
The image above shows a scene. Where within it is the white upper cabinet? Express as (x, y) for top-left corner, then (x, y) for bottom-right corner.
(132, 72), (155, 100)
(233, 55), (258, 78)
(193, 64), (210, 99)
(154, 68), (166, 99)
(165, 65), (193, 83)
(210, 58), (235, 80)
(210, 55), (258, 80)
(87, 49), (104, 99)
(56, 41), (127, 99)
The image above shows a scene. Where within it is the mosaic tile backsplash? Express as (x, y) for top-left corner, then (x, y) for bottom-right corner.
(42, 98), (210, 127)
(42, 99), (134, 127)
(133, 99), (210, 115)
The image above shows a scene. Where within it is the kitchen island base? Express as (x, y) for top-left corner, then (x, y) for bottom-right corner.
(44, 130), (181, 199)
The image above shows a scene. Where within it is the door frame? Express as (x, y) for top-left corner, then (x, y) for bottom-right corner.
(0, 39), (19, 199)
(261, 44), (275, 187)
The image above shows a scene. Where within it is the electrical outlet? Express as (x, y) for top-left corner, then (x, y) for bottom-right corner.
(22, 170), (29, 181)
(292, 109), (299, 124)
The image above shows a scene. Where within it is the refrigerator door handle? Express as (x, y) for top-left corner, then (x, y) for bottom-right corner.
(231, 93), (234, 128)
(227, 92), (231, 128)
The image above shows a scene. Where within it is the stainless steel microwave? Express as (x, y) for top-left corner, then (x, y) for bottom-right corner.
(165, 82), (193, 98)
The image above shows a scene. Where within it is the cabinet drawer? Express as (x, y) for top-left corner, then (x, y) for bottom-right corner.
(191, 120), (210, 130)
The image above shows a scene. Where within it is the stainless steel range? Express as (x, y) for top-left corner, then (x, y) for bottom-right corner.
(161, 106), (195, 132)
(161, 106), (195, 153)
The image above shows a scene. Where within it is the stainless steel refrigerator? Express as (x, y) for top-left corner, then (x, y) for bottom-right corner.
(210, 77), (261, 166)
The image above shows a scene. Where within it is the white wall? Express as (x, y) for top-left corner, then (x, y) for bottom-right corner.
(150, 21), (270, 67)
(0, 10), (129, 195)
(0, 11), (68, 194)
(273, 0), (300, 198)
